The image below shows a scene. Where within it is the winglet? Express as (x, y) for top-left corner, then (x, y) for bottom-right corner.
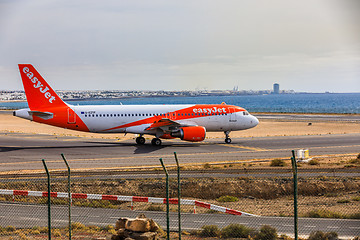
(18, 64), (66, 110)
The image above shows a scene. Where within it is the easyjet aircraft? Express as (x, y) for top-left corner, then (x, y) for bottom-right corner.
(14, 64), (259, 145)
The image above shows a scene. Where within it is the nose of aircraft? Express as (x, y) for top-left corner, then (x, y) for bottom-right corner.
(251, 115), (259, 128)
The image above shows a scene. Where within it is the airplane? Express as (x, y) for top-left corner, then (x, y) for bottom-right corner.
(14, 64), (259, 146)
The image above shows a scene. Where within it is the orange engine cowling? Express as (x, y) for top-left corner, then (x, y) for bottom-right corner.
(171, 126), (206, 142)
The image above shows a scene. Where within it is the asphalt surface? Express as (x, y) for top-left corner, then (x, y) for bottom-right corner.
(1, 203), (359, 238)
(0, 132), (359, 172)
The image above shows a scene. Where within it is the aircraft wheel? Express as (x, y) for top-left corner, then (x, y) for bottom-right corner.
(136, 136), (145, 145)
(151, 138), (162, 146)
(225, 138), (232, 144)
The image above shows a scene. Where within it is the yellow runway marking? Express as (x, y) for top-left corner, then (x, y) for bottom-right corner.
(220, 144), (269, 151)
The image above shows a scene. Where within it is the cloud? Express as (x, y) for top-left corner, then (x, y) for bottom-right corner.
(0, 0), (359, 92)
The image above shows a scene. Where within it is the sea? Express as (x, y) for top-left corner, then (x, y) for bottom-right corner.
(1, 93), (360, 114)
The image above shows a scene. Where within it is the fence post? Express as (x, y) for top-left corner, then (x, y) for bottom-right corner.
(291, 150), (298, 240)
(174, 152), (181, 240)
(159, 158), (170, 240)
(42, 159), (51, 240)
(61, 153), (72, 240)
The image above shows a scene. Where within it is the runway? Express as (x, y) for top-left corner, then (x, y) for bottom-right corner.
(0, 131), (359, 172)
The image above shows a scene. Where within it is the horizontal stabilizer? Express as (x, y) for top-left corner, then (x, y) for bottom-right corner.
(28, 111), (54, 120)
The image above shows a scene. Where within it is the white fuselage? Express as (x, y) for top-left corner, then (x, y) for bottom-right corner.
(70, 104), (259, 134)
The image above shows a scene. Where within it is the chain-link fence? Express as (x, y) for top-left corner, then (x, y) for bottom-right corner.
(0, 154), (359, 239)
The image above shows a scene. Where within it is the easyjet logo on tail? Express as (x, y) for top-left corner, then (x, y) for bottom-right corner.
(22, 67), (55, 103)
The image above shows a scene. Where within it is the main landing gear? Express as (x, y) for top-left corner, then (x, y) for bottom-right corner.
(151, 138), (162, 146)
(136, 135), (162, 146)
(136, 136), (145, 145)
(224, 131), (232, 144)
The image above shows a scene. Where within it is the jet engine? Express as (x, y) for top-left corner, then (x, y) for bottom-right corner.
(171, 126), (206, 142)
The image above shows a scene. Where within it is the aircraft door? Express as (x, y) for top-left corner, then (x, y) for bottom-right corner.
(229, 107), (237, 122)
(67, 108), (76, 124)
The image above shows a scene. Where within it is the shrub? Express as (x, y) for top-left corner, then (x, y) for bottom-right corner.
(39, 227), (48, 233)
(102, 225), (114, 231)
(308, 159), (320, 165)
(256, 225), (278, 240)
(5, 226), (16, 232)
(349, 212), (360, 219)
(205, 209), (218, 214)
(52, 229), (61, 237)
(221, 224), (255, 238)
(30, 229), (40, 235)
(203, 163), (211, 169)
(279, 234), (292, 240)
(199, 225), (221, 237)
(349, 157), (360, 164)
(305, 209), (343, 219)
(309, 231), (327, 240)
(18, 232), (30, 240)
(337, 199), (350, 204)
(146, 204), (164, 211)
(270, 159), (286, 167)
(308, 231), (338, 240)
(71, 222), (86, 231)
(352, 196), (360, 201)
(217, 195), (239, 202)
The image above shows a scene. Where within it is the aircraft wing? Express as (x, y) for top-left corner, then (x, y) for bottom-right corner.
(145, 118), (197, 131)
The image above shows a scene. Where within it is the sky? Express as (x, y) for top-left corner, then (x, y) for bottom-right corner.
(0, 0), (359, 92)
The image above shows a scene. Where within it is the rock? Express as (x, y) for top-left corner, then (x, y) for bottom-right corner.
(111, 235), (123, 240)
(113, 215), (159, 240)
(126, 218), (151, 232)
(117, 228), (126, 237)
(137, 213), (147, 219)
(116, 218), (130, 230)
(129, 232), (157, 240)
(149, 219), (160, 232)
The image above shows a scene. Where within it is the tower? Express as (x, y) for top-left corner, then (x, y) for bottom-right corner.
(273, 83), (280, 94)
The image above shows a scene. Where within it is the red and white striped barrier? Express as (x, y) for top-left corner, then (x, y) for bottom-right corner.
(0, 189), (256, 217)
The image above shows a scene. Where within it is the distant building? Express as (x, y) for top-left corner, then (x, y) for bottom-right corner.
(273, 83), (280, 94)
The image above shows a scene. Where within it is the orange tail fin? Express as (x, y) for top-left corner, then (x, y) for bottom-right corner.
(18, 64), (66, 110)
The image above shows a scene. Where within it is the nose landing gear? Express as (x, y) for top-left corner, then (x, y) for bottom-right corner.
(224, 131), (232, 144)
